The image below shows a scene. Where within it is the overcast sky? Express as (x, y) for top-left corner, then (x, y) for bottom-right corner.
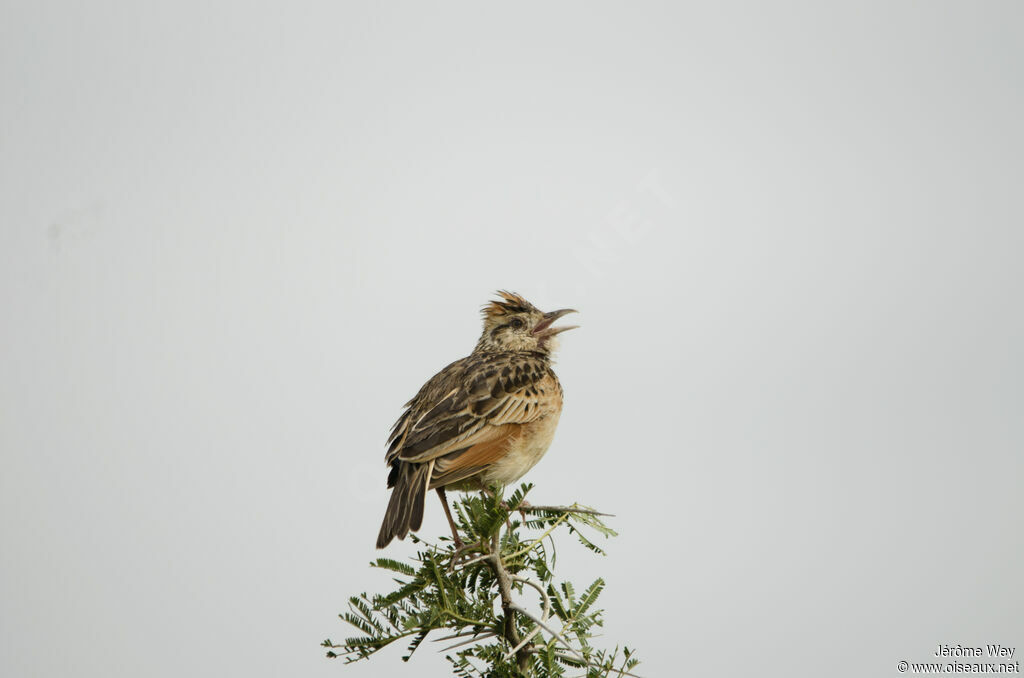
(2, 2), (1022, 677)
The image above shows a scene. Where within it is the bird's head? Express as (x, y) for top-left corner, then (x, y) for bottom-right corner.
(475, 291), (578, 354)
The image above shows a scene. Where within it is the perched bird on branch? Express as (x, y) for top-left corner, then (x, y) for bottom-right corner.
(377, 291), (578, 549)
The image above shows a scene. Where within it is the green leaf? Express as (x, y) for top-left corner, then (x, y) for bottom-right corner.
(372, 557), (417, 576)
(575, 578), (605, 618)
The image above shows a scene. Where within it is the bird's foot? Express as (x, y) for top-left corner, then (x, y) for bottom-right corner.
(499, 498), (532, 524)
(515, 499), (532, 524)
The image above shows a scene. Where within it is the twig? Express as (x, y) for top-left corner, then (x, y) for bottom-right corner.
(438, 632), (498, 652)
(486, 532), (532, 673)
(433, 629), (489, 643)
(510, 575), (552, 619)
(505, 511), (571, 560)
(502, 575), (552, 661)
(502, 619), (544, 662)
(453, 552), (491, 569)
(508, 604), (587, 663)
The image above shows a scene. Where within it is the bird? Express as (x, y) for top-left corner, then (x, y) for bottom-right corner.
(376, 291), (578, 549)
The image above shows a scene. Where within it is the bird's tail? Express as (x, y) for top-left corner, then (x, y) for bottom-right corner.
(376, 461), (432, 549)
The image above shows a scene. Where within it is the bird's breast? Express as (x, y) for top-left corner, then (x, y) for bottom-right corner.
(483, 410), (562, 486)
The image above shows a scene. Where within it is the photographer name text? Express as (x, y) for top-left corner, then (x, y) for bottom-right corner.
(935, 645), (1016, 659)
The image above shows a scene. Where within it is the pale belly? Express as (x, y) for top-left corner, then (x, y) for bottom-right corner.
(481, 411), (561, 486)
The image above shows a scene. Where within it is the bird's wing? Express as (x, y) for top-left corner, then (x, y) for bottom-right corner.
(388, 352), (556, 465)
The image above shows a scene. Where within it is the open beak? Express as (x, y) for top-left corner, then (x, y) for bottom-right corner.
(532, 308), (579, 339)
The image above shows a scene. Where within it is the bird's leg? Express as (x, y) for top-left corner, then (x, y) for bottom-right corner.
(436, 487), (463, 550)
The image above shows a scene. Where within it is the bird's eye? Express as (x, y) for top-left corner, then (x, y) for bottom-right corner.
(509, 318), (524, 330)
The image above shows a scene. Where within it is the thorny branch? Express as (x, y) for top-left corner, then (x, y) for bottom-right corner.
(323, 483), (640, 677)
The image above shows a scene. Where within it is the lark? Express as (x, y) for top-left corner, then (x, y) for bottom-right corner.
(376, 291), (578, 549)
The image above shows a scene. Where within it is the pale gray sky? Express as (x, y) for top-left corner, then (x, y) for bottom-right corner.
(2, 2), (1022, 677)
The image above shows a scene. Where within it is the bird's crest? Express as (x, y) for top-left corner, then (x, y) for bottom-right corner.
(482, 291), (538, 321)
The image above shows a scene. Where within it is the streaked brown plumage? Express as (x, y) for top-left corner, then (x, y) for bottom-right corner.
(376, 291), (578, 549)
